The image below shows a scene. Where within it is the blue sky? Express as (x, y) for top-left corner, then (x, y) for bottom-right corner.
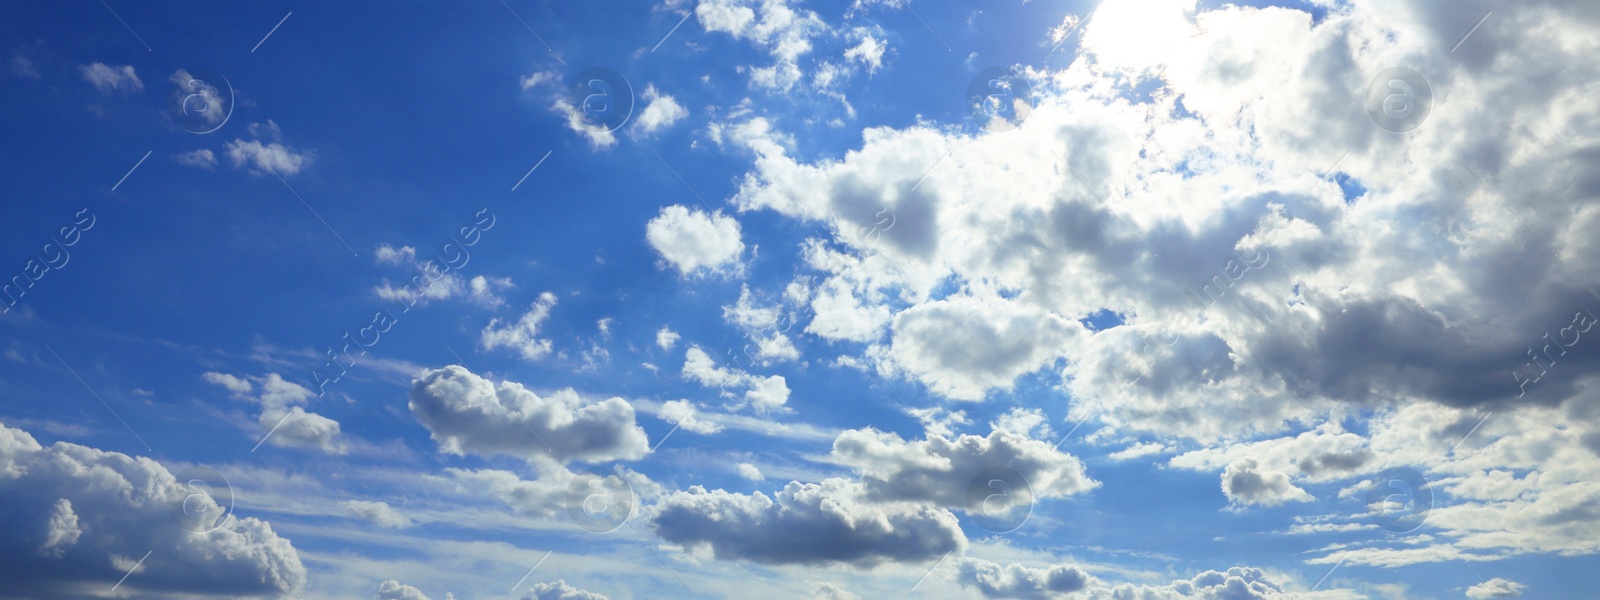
(1, 0), (1597, 598)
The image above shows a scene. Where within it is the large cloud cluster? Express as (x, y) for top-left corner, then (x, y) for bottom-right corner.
(0, 421), (305, 597)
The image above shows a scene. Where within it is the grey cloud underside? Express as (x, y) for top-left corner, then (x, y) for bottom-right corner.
(409, 365), (650, 465)
(0, 422), (304, 598)
(648, 480), (964, 567)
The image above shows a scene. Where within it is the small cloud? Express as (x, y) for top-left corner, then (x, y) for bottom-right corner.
(630, 84), (687, 136)
(736, 462), (763, 481)
(174, 149), (217, 169)
(520, 71), (556, 90)
(656, 326), (680, 350)
(79, 62), (142, 94)
(340, 500), (413, 529)
(11, 55), (40, 79)
(1466, 578), (1525, 599)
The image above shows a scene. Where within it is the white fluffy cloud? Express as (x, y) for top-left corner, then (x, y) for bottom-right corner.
(377, 580), (438, 600)
(225, 122), (312, 176)
(1465, 577), (1525, 599)
(525, 580), (610, 600)
(695, 0), (826, 91)
(1220, 458), (1312, 507)
(203, 371), (345, 454)
(955, 557), (1092, 599)
(341, 500), (413, 529)
(660, 399), (725, 435)
(78, 62), (141, 94)
(409, 366), (650, 465)
(481, 292), (559, 361)
(645, 205), (745, 276)
(648, 478), (964, 566)
(656, 326), (680, 350)
(0, 421), (305, 597)
(631, 84), (688, 136)
(681, 345), (791, 413)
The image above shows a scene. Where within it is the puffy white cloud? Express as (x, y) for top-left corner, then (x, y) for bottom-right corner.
(225, 122), (313, 176)
(445, 466), (656, 521)
(78, 62), (141, 94)
(1466, 577), (1525, 599)
(1078, 566), (1290, 599)
(955, 557), (1092, 599)
(842, 34), (885, 74)
(481, 292), (559, 361)
(831, 428), (1097, 510)
(631, 84), (688, 136)
(887, 292), (1084, 401)
(736, 462), (764, 481)
(648, 478), (964, 566)
(409, 365), (650, 465)
(1220, 458), (1312, 507)
(646, 205), (745, 276)
(551, 97), (617, 149)
(805, 582), (860, 600)
(681, 345), (791, 413)
(525, 580), (609, 600)
(660, 399), (725, 435)
(0, 421), (305, 597)
(656, 326), (680, 350)
(203, 371), (345, 454)
(695, 0), (825, 91)
(341, 500), (413, 529)
(376, 580), (435, 600)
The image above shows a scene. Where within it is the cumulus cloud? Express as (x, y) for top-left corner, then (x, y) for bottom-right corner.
(409, 365), (650, 465)
(631, 84), (688, 136)
(831, 427), (1097, 510)
(1220, 458), (1312, 507)
(225, 139), (311, 176)
(736, 462), (764, 481)
(681, 345), (791, 413)
(955, 557), (1092, 599)
(78, 62), (141, 94)
(1466, 577), (1525, 599)
(480, 292), (559, 361)
(341, 500), (412, 529)
(524, 580), (609, 600)
(649, 478), (963, 566)
(203, 371), (345, 454)
(695, 0), (826, 90)
(806, 582), (860, 599)
(646, 205), (745, 276)
(0, 421), (305, 597)
(376, 580), (437, 600)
